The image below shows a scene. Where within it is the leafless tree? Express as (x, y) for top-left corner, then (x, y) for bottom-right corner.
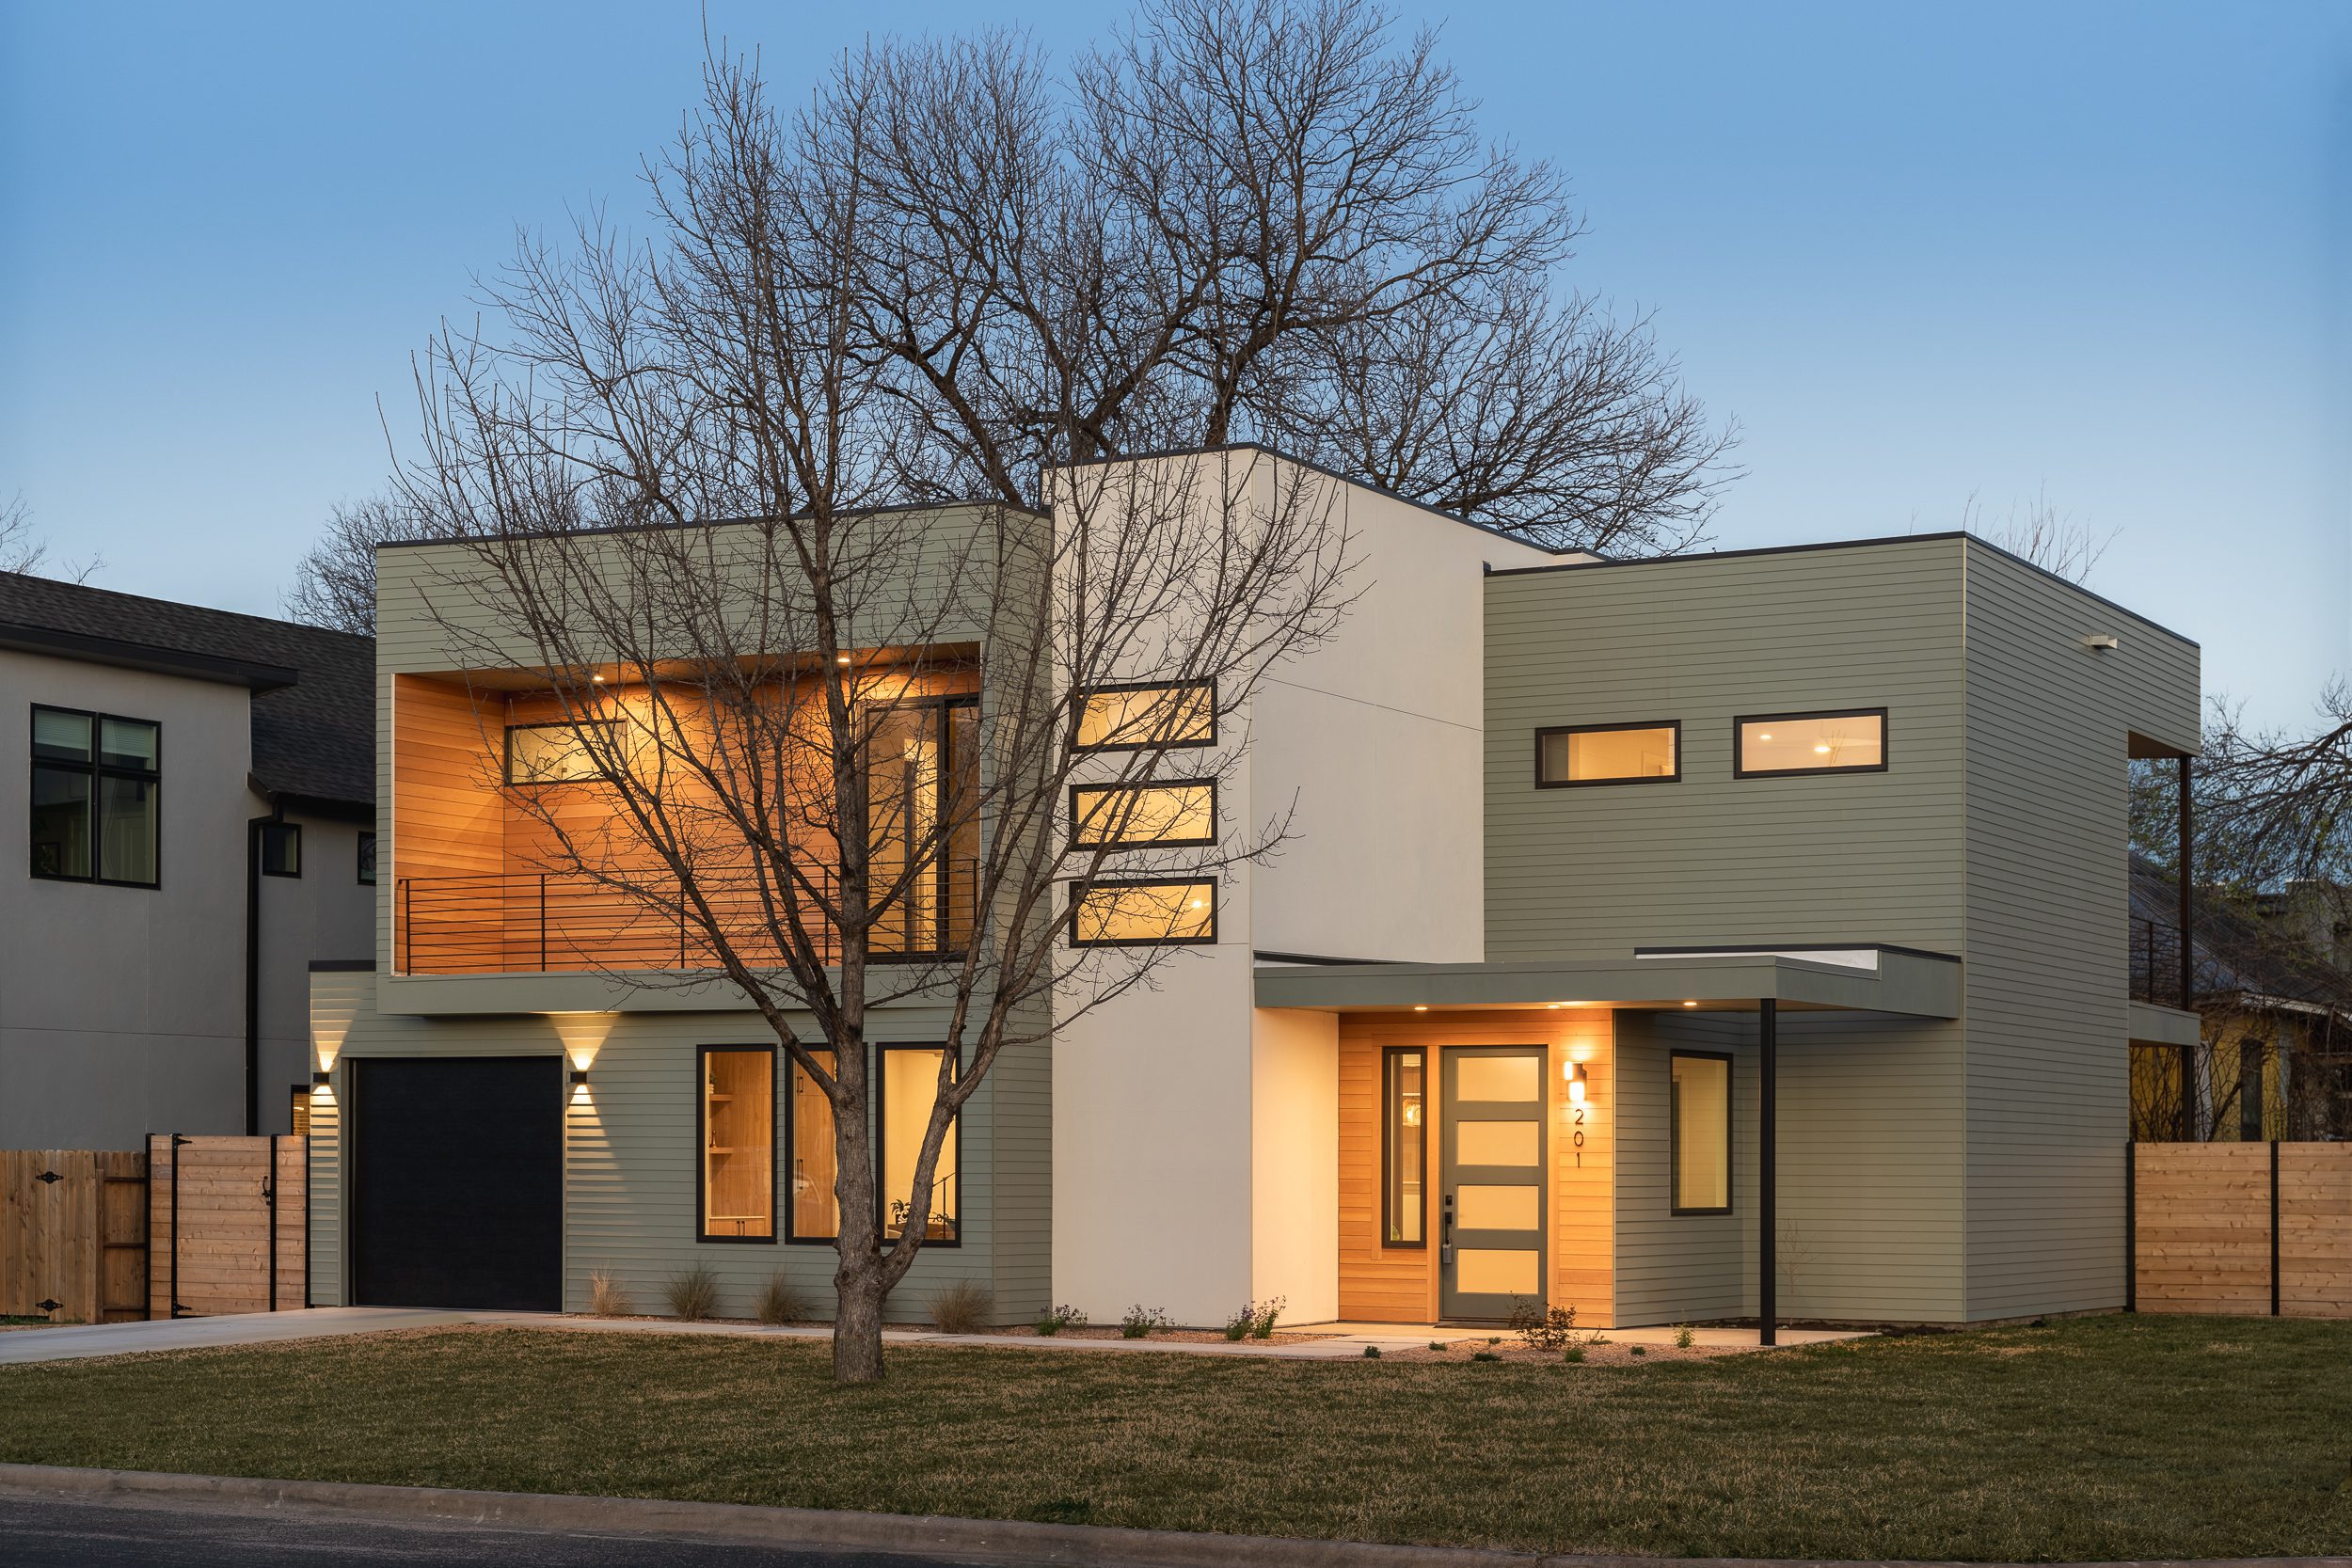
(283, 495), (418, 634)
(392, 53), (1356, 1384)
(0, 493), (102, 583)
(1962, 485), (2113, 585)
(808, 0), (1732, 551)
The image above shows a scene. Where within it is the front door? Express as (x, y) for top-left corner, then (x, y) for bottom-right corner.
(1439, 1046), (1546, 1320)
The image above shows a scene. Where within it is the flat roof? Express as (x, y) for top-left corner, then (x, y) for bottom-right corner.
(1252, 946), (1962, 1020)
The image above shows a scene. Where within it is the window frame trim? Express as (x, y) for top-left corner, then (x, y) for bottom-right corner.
(1730, 706), (1890, 781)
(260, 820), (303, 879)
(784, 1045), (842, 1246)
(1072, 678), (1217, 753)
(1065, 875), (1220, 948)
(1380, 1045), (1429, 1250)
(1668, 1049), (1735, 1217)
(29, 703), (162, 889)
(874, 1041), (964, 1250)
(1533, 720), (1684, 789)
(501, 718), (625, 787)
(695, 1041), (779, 1246)
(1067, 776), (1220, 851)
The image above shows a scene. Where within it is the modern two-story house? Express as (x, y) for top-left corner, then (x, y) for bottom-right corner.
(2, 572), (375, 1148)
(303, 448), (2201, 1331)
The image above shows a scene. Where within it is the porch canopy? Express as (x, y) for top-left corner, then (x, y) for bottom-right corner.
(1252, 943), (1961, 1344)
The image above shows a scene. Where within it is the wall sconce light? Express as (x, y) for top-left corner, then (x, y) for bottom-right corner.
(1565, 1063), (1588, 1104)
(570, 1069), (589, 1086)
(311, 1069), (331, 1094)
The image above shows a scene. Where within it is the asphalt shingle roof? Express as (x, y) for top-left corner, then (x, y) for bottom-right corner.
(0, 571), (374, 807)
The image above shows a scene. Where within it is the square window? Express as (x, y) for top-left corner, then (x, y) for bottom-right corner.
(1734, 709), (1887, 777)
(1535, 722), (1679, 785)
(30, 705), (157, 887)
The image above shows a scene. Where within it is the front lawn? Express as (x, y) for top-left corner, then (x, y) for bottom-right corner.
(2, 1316), (2347, 1560)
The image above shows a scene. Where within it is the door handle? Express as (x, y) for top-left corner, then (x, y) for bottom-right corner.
(1440, 1193), (1454, 1265)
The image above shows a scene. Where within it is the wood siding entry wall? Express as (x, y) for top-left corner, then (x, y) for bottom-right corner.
(2133, 1142), (2352, 1317)
(148, 1136), (308, 1318)
(1, 1149), (149, 1323)
(1338, 1010), (1613, 1324)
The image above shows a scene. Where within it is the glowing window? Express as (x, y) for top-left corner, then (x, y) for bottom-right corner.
(1074, 682), (1215, 752)
(1069, 879), (1216, 946)
(505, 721), (621, 784)
(699, 1046), (774, 1242)
(1671, 1053), (1731, 1214)
(1734, 710), (1886, 777)
(881, 1047), (960, 1244)
(1535, 722), (1679, 785)
(1382, 1049), (1425, 1246)
(788, 1049), (838, 1243)
(1071, 781), (1216, 848)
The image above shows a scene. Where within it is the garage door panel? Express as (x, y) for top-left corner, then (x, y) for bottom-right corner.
(352, 1056), (562, 1310)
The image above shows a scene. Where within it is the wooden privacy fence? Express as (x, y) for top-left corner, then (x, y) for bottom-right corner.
(149, 1136), (308, 1318)
(0, 1149), (149, 1323)
(2132, 1142), (2352, 1316)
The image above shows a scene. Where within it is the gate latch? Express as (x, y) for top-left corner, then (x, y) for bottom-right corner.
(34, 1170), (60, 1184)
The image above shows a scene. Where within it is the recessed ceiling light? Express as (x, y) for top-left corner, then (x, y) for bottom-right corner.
(1681, 1000), (1698, 1007)
(1813, 743), (1833, 754)
(1757, 732), (1773, 741)
(591, 673), (605, 684)
(1412, 1005), (1429, 1012)
(835, 654), (851, 666)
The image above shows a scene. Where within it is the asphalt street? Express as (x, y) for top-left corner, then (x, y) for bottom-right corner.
(0, 1494), (984, 1568)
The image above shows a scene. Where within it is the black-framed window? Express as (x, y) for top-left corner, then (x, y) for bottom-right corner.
(863, 694), (979, 957)
(1068, 877), (1217, 947)
(261, 821), (301, 878)
(290, 1084), (312, 1137)
(1073, 680), (1216, 752)
(358, 831), (377, 885)
(1670, 1052), (1732, 1215)
(1535, 721), (1680, 787)
(1733, 708), (1887, 778)
(878, 1044), (961, 1245)
(699, 1044), (776, 1243)
(1382, 1047), (1427, 1246)
(503, 720), (622, 785)
(1069, 779), (1217, 849)
(787, 1048), (839, 1243)
(31, 705), (159, 887)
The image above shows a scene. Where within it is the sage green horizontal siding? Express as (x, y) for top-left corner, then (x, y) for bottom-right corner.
(306, 972), (1034, 1323)
(1959, 541), (2198, 1320)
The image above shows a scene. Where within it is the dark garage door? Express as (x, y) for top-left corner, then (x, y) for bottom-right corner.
(351, 1056), (563, 1310)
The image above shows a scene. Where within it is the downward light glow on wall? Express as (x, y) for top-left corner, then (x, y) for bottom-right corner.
(1564, 1062), (1588, 1104)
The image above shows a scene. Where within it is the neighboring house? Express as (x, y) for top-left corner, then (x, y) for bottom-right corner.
(1, 572), (375, 1148)
(2127, 857), (2352, 1141)
(304, 447), (2201, 1329)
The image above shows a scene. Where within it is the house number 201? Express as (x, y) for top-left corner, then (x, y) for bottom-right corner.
(1572, 1105), (1586, 1166)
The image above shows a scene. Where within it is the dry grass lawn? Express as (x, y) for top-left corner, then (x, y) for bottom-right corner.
(1, 1314), (2348, 1560)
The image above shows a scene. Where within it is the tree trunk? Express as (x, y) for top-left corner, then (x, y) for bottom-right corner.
(831, 1261), (887, 1384)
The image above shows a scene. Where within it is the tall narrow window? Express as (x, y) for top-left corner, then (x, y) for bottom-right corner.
(880, 1046), (960, 1244)
(358, 832), (377, 885)
(2238, 1040), (2268, 1142)
(261, 821), (302, 878)
(787, 1049), (839, 1243)
(1074, 681), (1215, 752)
(31, 706), (158, 886)
(1069, 879), (1216, 946)
(1671, 1053), (1732, 1214)
(1535, 722), (1680, 786)
(864, 697), (978, 956)
(1383, 1048), (1426, 1246)
(699, 1046), (774, 1241)
(1734, 709), (1887, 777)
(1070, 781), (1216, 848)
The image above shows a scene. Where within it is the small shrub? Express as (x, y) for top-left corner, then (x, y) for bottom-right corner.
(755, 1273), (810, 1325)
(1361, 1344), (1382, 1358)
(1034, 1304), (1087, 1337)
(1223, 1304), (1254, 1341)
(1674, 1323), (1695, 1349)
(930, 1279), (995, 1334)
(1488, 1336), (1502, 1346)
(587, 1268), (632, 1317)
(1563, 1345), (1585, 1363)
(663, 1265), (721, 1323)
(1509, 1298), (1580, 1353)
(1631, 1344), (1647, 1356)
(1472, 1351), (1501, 1362)
(1120, 1304), (1171, 1339)
(1427, 1340), (1445, 1352)
(1250, 1295), (1287, 1338)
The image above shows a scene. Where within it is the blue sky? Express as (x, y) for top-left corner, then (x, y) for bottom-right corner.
(3, 2), (2345, 727)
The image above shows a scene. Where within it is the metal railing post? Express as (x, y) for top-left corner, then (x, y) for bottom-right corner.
(540, 874), (548, 972)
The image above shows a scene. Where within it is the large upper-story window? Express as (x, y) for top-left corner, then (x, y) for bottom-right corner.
(504, 720), (621, 785)
(865, 696), (979, 955)
(1534, 721), (1679, 786)
(1074, 680), (1215, 752)
(1070, 780), (1216, 849)
(1069, 878), (1216, 946)
(30, 705), (159, 887)
(1734, 709), (1887, 778)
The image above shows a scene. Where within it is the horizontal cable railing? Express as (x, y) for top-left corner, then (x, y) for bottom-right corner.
(396, 859), (977, 976)
(2131, 916), (2186, 1008)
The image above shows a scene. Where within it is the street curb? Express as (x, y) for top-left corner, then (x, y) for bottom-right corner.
(0, 1464), (2344, 1568)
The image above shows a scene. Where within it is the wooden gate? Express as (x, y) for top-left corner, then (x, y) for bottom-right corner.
(0, 1149), (150, 1323)
(148, 1136), (307, 1318)
(2132, 1142), (2352, 1316)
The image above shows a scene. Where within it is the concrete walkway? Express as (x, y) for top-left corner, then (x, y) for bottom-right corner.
(0, 1307), (1863, 1367)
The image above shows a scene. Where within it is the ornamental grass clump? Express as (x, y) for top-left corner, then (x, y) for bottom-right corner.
(587, 1269), (632, 1318)
(930, 1280), (994, 1335)
(755, 1274), (810, 1326)
(663, 1265), (721, 1323)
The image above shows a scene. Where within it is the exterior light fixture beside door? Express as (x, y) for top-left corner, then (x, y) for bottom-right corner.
(1564, 1062), (1588, 1104)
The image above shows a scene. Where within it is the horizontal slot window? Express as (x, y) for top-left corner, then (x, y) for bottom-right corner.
(504, 720), (621, 785)
(1071, 781), (1216, 848)
(1069, 879), (1216, 947)
(1735, 709), (1886, 777)
(1535, 722), (1678, 786)
(1074, 682), (1214, 752)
